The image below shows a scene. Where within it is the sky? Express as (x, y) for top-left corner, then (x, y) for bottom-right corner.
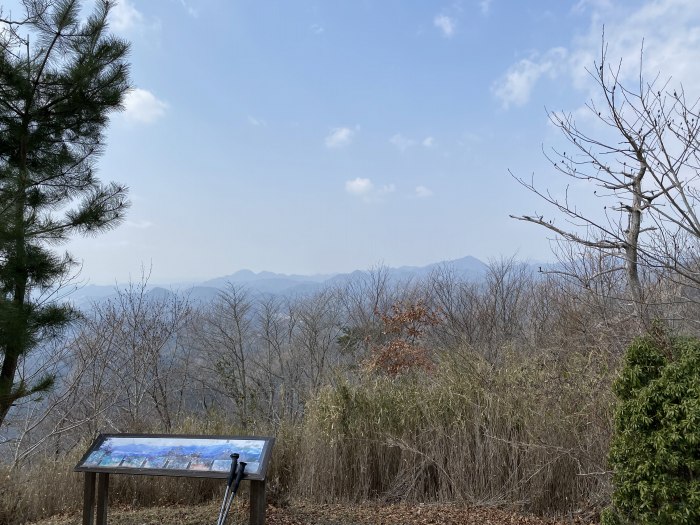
(5, 0), (700, 285)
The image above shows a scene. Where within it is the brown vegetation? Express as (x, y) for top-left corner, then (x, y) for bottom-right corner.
(2, 256), (699, 525)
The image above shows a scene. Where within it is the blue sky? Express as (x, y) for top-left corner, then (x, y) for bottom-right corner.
(7, 0), (700, 284)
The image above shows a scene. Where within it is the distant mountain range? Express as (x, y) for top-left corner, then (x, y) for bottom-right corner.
(67, 255), (492, 309)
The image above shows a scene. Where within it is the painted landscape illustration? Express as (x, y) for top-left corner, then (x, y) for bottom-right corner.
(78, 436), (266, 475)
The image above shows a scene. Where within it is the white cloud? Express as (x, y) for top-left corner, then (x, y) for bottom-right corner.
(311, 24), (325, 34)
(492, 47), (567, 108)
(248, 116), (267, 127)
(422, 137), (435, 148)
(569, 0), (700, 94)
(325, 126), (356, 148)
(479, 0), (493, 15)
(434, 14), (456, 38)
(572, 0), (612, 14)
(389, 134), (416, 152)
(345, 178), (374, 196)
(415, 186), (434, 198)
(179, 0), (198, 18)
(123, 88), (168, 124)
(494, 0), (700, 111)
(345, 178), (395, 202)
(109, 0), (144, 32)
(378, 184), (396, 197)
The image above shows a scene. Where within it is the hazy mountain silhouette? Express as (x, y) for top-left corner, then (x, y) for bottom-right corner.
(67, 255), (492, 309)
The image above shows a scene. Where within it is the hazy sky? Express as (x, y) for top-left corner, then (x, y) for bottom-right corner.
(7, 0), (700, 284)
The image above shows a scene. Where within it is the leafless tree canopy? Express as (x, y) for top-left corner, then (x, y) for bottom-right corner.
(511, 37), (700, 326)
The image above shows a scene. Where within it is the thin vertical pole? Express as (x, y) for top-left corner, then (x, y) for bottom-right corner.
(82, 472), (96, 525)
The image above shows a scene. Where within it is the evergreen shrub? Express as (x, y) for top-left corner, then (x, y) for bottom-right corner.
(602, 334), (700, 524)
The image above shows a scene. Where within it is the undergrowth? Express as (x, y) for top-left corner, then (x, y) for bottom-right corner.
(0, 349), (615, 524)
(297, 349), (615, 515)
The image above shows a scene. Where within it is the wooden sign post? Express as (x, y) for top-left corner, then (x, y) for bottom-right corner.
(75, 433), (275, 525)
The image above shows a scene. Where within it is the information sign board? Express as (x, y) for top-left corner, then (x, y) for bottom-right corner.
(75, 433), (274, 481)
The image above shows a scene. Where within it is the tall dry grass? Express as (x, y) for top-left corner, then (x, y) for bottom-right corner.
(0, 459), (225, 525)
(0, 348), (617, 524)
(293, 348), (615, 515)
(0, 415), (303, 524)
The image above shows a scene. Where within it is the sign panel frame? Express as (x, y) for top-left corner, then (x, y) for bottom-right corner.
(74, 433), (274, 481)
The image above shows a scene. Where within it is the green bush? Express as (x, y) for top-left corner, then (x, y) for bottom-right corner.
(602, 334), (700, 525)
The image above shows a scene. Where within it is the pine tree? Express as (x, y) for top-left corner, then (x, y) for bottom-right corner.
(0, 0), (130, 427)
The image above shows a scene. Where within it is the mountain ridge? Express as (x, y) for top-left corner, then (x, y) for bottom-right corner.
(68, 255), (493, 308)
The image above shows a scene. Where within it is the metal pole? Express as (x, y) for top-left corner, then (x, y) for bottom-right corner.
(221, 461), (247, 524)
(217, 454), (239, 525)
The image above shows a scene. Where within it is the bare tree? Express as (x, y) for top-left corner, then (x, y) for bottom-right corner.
(478, 257), (532, 356)
(1, 276), (193, 466)
(425, 265), (481, 349)
(249, 294), (294, 426)
(289, 288), (343, 395)
(192, 285), (256, 429)
(511, 37), (700, 327)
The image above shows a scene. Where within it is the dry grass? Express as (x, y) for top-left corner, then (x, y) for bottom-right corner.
(1, 350), (614, 525)
(0, 417), (302, 524)
(294, 349), (614, 516)
(0, 460), (224, 525)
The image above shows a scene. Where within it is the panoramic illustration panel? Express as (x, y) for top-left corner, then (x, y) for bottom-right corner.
(76, 435), (271, 477)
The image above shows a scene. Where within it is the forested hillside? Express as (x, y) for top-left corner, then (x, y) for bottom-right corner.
(3, 255), (699, 523)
